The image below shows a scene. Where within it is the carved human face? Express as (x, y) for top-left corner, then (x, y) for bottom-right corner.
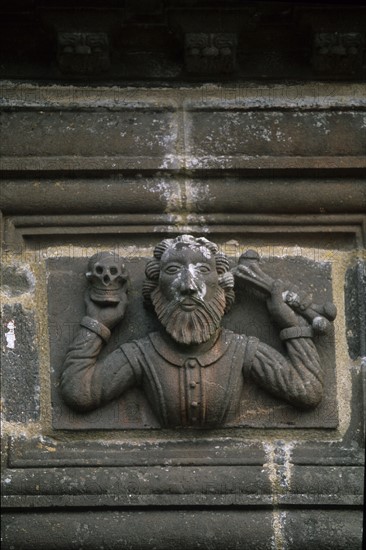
(158, 244), (220, 307)
(151, 244), (226, 345)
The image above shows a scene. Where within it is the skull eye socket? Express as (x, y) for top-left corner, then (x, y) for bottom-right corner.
(110, 267), (118, 275)
(96, 266), (103, 274)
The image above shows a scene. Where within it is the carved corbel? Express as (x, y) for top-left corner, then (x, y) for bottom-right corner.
(312, 32), (364, 76)
(57, 32), (110, 74)
(184, 32), (237, 74)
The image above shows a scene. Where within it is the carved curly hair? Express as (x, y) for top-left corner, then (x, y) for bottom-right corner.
(143, 235), (235, 312)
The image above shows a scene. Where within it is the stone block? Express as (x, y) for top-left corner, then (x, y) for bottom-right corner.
(1, 108), (178, 163)
(283, 510), (363, 550)
(1, 510), (274, 550)
(1, 304), (40, 422)
(345, 260), (365, 360)
(0, 264), (35, 297)
(186, 110), (366, 168)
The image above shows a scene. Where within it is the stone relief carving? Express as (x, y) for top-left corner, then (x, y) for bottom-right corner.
(312, 32), (364, 76)
(61, 235), (337, 428)
(184, 33), (237, 74)
(57, 32), (110, 74)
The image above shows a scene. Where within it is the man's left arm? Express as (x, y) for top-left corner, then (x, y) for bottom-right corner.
(246, 333), (322, 408)
(243, 281), (324, 408)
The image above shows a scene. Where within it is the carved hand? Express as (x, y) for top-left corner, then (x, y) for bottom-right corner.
(234, 250), (336, 333)
(84, 289), (128, 330)
(266, 280), (309, 330)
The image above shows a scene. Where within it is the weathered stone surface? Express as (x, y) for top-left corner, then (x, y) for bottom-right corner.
(3, 433), (364, 509)
(345, 261), (366, 360)
(2, 508), (363, 549)
(2, 510), (274, 550)
(0, 263), (35, 296)
(3, 442), (272, 508)
(1, 108), (178, 160)
(1, 304), (40, 422)
(287, 465), (364, 504)
(186, 110), (366, 163)
(283, 510), (363, 550)
(1, 83), (365, 174)
(2, 179), (366, 215)
(7, 436), (266, 468)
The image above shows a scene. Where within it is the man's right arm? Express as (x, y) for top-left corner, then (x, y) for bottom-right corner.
(61, 317), (141, 412)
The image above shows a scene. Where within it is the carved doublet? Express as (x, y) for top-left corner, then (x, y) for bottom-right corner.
(121, 329), (256, 428)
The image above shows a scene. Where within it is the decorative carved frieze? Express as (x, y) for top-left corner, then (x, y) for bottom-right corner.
(1, 2), (366, 80)
(57, 32), (110, 74)
(312, 32), (364, 76)
(185, 33), (237, 74)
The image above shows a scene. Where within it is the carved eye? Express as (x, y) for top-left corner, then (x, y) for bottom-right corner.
(197, 265), (211, 273)
(96, 265), (103, 274)
(164, 265), (181, 274)
(110, 267), (118, 275)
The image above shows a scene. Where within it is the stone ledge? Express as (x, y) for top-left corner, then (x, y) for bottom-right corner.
(1, 509), (363, 550)
(1, 84), (365, 174)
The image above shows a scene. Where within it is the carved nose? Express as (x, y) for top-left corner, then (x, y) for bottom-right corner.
(180, 270), (198, 295)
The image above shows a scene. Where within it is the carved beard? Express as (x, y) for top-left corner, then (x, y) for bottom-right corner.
(151, 286), (226, 345)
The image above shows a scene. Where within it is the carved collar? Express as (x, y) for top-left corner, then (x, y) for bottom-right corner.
(148, 329), (235, 367)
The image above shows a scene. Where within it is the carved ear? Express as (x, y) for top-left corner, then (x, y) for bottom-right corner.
(215, 252), (230, 274)
(219, 271), (234, 289)
(142, 279), (158, 307)
(153, 239), (173, 259)
(145, 259), (160, 281)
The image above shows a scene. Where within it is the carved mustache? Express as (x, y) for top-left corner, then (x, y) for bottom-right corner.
(178, 296), (204, 305)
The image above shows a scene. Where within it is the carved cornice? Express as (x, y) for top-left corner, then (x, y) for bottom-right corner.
(0, 1), (365, 80)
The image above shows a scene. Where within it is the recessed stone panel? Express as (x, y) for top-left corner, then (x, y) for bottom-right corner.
(48, 253), (338, 430)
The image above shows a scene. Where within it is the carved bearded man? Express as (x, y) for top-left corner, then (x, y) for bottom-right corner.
(61, 235), (323, 427)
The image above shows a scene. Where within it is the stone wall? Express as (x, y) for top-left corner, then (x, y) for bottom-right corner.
(1, 2), (365, 546)
(1, 79), (365, 549)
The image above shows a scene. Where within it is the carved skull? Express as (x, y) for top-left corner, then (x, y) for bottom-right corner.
(86, 252), (128, 304)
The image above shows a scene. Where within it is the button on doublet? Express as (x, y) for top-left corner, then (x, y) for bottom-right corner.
(184, 358), (202, 425)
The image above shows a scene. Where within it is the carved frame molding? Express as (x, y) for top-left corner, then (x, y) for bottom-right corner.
(2, 203), (364, 510)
